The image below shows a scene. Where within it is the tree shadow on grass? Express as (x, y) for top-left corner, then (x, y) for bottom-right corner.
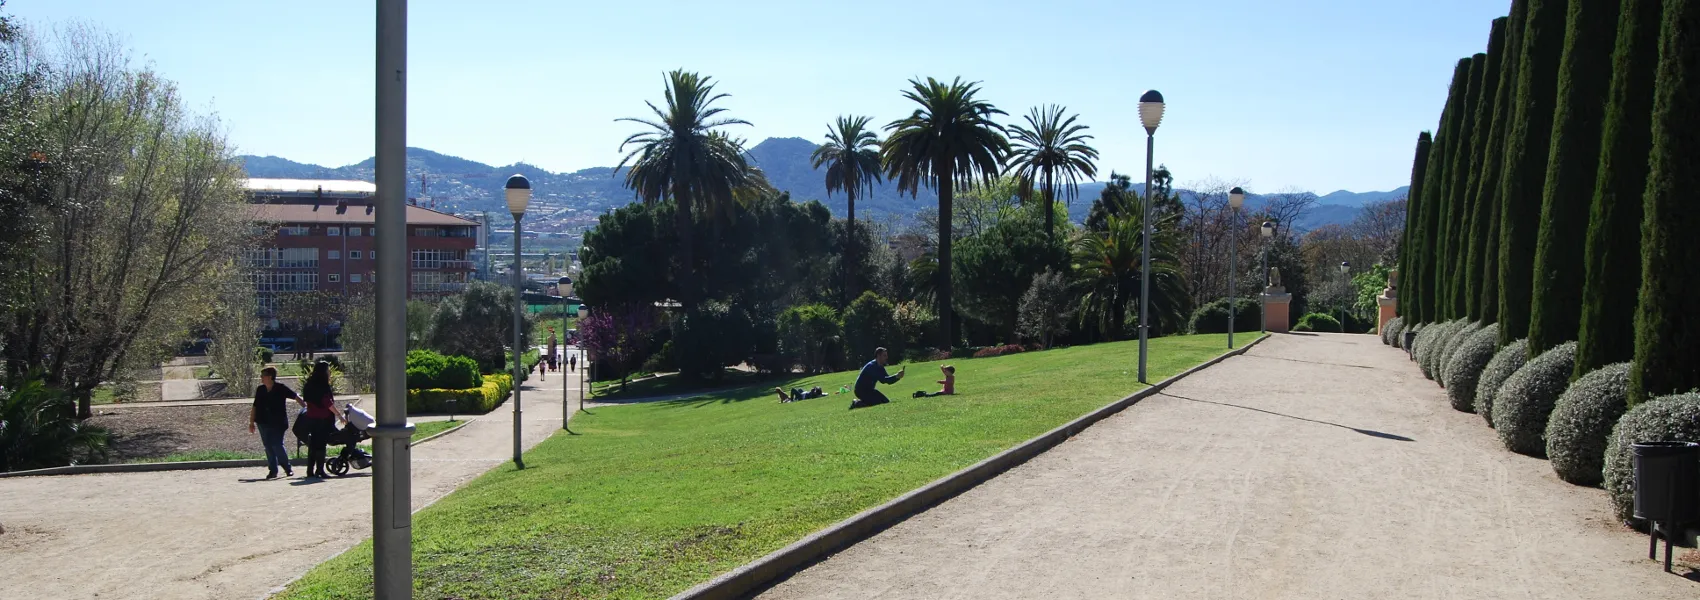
(1159, 393), (1415, 442)
(658, 384), (780, 409)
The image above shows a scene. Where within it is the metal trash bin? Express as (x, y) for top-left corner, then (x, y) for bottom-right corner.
(1403, 331), (1417, 360)
(1632, 440), (1700, 572)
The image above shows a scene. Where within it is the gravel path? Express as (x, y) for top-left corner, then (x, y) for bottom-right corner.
(758, 333), (1700, 600)
(0, 350), (586, 600)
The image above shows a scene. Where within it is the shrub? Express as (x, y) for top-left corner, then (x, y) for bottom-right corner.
(893, 301), (937, 352)
(972, 344), (1027, 358)
(1383, 316), (1405, 346)
(407, 373), (512, 414)
(1415, 320), (1457, 380)
(641, 340), (676, 374)
(1442, 324), (1499, 413)
(1492, 341), (1577, 456)
(255, 346), (274, 364)
(1436, 321), (1483, 387)
(1188, 297), (1261, 334)
(1293, 312), (1343, 333)
(1546, 362), (1631, 486)
(0, 378), (110, 471)
(1602, 393), (1700, 524)
(675, 301), (759, 379)
(777, 303), (842, 374)
(843, 292), (902, 362)
(405, 350), (482, 390)
(1476, 338), (1529, 427)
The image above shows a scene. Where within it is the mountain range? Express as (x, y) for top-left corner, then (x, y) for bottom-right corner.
(237, 137), (1406, 230)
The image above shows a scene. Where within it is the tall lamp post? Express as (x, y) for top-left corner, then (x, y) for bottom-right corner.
(370, 0), (414, 597)
(1137, 89), (1164, 384)
(506, 174), (530, 470)
(1338, 261), (1351, 326)
(1227, 187), (1246, 348)
(1260, 220), (1275, 332)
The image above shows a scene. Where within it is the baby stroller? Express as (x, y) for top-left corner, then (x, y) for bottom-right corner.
(325, 403), (375, 477)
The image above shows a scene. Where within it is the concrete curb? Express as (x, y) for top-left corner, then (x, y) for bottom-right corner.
(669, 334), (1270, 600)
(0, 418), (476, 479)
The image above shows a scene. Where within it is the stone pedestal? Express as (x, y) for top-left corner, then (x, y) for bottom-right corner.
(1262, 287), (1292, 333)
(1377, 294), (1397, 334)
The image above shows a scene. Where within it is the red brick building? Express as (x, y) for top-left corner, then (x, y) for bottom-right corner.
(245, 178), (480, 316)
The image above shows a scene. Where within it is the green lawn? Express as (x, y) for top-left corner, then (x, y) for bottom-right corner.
(129, 449), (268, 463)
(588, 368), (762, 400)
(279, 334), (1251, 599)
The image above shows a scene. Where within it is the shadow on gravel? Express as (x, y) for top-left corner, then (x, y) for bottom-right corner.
(1160, 393), (1415, 442)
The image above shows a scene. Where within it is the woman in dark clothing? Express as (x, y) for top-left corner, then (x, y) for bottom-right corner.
(250, 367), (300, 479)
(298, 361), (345, 478)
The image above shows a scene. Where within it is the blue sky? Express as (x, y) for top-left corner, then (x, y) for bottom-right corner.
(11, 0), (1507, 193)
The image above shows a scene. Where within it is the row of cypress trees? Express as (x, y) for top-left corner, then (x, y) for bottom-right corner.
(1397, 0), (1698, 404)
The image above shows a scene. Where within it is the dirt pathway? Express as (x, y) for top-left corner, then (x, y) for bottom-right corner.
(0, 349), (587, 600)
(758, 333), (1699, 600)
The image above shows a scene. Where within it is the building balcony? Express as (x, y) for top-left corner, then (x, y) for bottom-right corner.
(411, 260), (475, 270)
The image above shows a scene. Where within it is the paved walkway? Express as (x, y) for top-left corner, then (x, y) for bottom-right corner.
(0, 347), (589, 600)
(759, 333), (1699, 599)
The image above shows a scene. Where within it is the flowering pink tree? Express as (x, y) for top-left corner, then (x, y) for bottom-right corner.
(577, 304), (660, 387)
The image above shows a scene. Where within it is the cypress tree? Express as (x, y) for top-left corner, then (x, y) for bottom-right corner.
(1576, 0), (1662, 379)
(1528, 0), (1623, 357)
(1476, 0), (1530, 326)
(1630, 0), (1700, 404)
(1445, 54), (1488, 319)
(1464, 18), (1511, 321)
(1496, 0), (1567, 348)
(1399, 131), (1433, 320)
(1425, 59), (1472, 323)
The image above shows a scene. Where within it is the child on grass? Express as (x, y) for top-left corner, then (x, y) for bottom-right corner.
(912, 365), (955, 398)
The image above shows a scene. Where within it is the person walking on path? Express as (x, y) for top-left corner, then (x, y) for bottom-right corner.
(297, 361), (345, 479)
(850, 347), (904, 410)
(569, 353), (577, 372)
(249, 367), (300, 479)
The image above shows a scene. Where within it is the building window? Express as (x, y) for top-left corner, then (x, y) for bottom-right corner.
(242, 247), (319, 269)
(328, 250), (341, 260)
(327, 227), (341, 236)
(350, 274), (362, 283)
(411, 271), (468, 293)
(349, 227), (362, 237)
(411, 248), (470, 269)
(369, 250), (375, 261)
(246, 271), (318, 293)
(278, 225), (310, 236)
(328, 273), (341, 283)
(350, 250), (362, 259)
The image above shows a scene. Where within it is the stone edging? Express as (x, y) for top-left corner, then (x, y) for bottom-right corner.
(0, 418), (475, 479)
(668, 334), (1270, 600)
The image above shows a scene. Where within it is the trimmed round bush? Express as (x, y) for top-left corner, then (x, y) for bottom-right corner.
(1394, 319), (1415, 349)
(1411, 322), (1443, 376)
(1492, 341), (1577, 456)
(1546, 363), (1631, 486)
(1603, 393), (1700, 524)
(1383, 317), (1404, 346)
(1436, 321), (1483, 387)
(1442, 324), (1499, 413)
(1418, 320), (1461, 380)
(1476, 338), (1529, 427)
(1188, 297), (1261, 334)
(1293, 312), (1342, 333)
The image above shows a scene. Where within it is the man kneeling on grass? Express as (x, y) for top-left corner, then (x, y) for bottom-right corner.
(850, 347), (904, 410)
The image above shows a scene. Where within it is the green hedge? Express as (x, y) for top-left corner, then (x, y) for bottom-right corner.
(407, 373), (513, 414)
(1444, 324), (1500, 413)
(1418, 320), (1463, 380)
(1546, 362), (1631, 486)
(1602, 393), (1700, 524)
(1292, 312), (1342, 333)
(1189, 298), (1262, 334)
(1382, 317), (1405, 346)
(1476, 338), (1530, 427)
(1492, 341), (1576, 456)
(406, 349), (483, 390)
(1436, 321), (1484, 387)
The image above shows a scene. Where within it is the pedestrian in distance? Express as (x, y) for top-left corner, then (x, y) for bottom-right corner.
(298, 360), (345, 479)
(850, 347), (904, 410)
(250, 367), (300, 479)
(569, 354), (577, 372)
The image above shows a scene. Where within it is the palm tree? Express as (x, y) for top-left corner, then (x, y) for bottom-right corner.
(1006, 105), (1099, 241)
(811, 116), (884, 306)
(1073, 211), (1186, 341)
(881, 77), (1009, 350)
(616, 70), (756, 306)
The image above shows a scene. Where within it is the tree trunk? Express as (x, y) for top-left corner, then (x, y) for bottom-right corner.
(846, 191), (856, 307)
(672, 185), (696, 308)
(77, 388), (92, 420)
(1043, 169), (1055, 242)
(938, 180), (954, 351)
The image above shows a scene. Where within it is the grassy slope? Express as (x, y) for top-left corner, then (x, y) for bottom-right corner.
(281, 334), (1248, 599)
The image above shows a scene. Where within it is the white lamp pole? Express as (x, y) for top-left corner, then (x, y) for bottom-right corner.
(371, 0), (413, 597)
(1227, 187), (1246, 348)
(1260, 220), (1276, 333)
(506, 174), (530, 469)
(1137, 90), (1164, 384)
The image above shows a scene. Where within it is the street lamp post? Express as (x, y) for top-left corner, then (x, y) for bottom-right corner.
(1137, 89), (1164, 384)
(1339, 261), (1351, 327)
(1260, 220), (1275, 332)
(370, 0), (414, 597)
(1227, 187), (1246, 348)
(506, 174), (530, 470)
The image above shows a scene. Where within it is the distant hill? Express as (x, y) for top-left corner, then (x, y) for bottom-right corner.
(236, 139), (1402, 230)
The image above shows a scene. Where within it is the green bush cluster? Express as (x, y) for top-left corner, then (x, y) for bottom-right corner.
(1492, 341), (1576, 456)
(1546, 362), (1632, 486)
(1382, 317), (1405, 346)
(1443, 324), (1500, 413)
(407, 373), (513, 415)
(1602, 393), (1700, 524)
(1418, 320), (1462, 380)
(1436, 321), (1483, 387)
(777, 303), (844, 374)
(1475, 338), (1529, 427)
(1188, 298), (1261, 334)
(405, 349), (483, 390)
(1292, 313), (1342, 333)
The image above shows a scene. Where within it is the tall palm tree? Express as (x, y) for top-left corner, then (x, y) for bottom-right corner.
(810, 115), (884, 306)
(1073, 211), (1186, 341)
(616, 70), (755, 306)
(881, 77), (1008, 350)
(1006, 104), (1099, 241)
